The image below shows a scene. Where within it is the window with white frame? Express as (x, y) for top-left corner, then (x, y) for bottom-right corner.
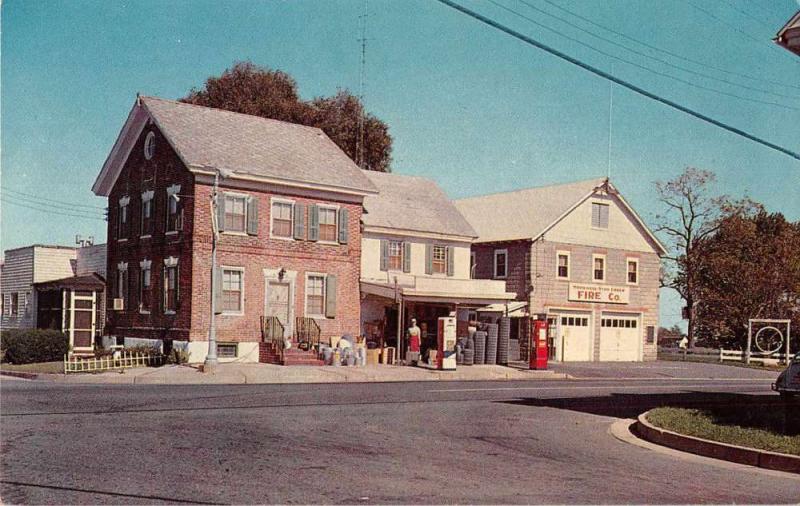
(388, 241), (403, 270)
(591, 202), (609, 229)
(166, 184), (182, 233)
(627, 258), (639, 285)
(116, 262), (129, 308)
(557, 251), (570, 279)
(593, 255), (605, 282)
(164, 258), (179, 313)
(224, 194), (247, 232)
(432, 245), (447, 274)
(470, 251), (476, 279)
(494, 249), (508, 278)
(222, 268), (244, 314)
(139, 260), (152, 312)
(306, 274), (325, 316)
(141, 190), (154, 237)
(10, 293), (19, 316)
(271, 200), (293, 238)
(118, 196), (130, 239)
(318, 206), (338, 242)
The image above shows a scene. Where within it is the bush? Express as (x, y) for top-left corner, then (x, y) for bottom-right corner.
(1, 329), (69, 364)
(165, 347), (189, 365)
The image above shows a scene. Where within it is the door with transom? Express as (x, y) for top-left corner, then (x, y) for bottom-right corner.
(265, 281), (291, 338)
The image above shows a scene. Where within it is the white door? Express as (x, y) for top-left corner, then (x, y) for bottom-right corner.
(559, 314), (592, 361)
(265, 281), (291, 337)
(599, 315), (641, 361)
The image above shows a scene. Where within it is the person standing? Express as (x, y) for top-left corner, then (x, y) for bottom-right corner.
(407, 318), (421, 365)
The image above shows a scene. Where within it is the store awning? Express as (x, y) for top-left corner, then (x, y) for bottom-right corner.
(476, 301), (528, 316)
(33, 273), (105, 291)
(361, 277), (516, 306)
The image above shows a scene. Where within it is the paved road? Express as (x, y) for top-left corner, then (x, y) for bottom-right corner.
(1, 366), (797, 504)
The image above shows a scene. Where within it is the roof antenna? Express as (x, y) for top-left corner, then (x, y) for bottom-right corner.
(356, 0), (369, 170)
(136, 92), (142, 106)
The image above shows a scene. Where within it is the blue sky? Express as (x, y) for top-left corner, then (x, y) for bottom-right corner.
(2, 0), (799, 328)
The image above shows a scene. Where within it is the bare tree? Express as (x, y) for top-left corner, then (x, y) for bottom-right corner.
(654, 168), (726, 348)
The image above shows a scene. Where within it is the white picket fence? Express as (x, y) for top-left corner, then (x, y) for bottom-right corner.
(719, 348), (787, 365)
(64, 351), (164, 374)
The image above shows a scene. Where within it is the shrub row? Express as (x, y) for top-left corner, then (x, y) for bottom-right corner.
(0, 329), (69, 364)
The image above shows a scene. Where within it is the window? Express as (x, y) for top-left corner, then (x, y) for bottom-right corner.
(592, 202), (609, 229)
(10, 293), (19, 316)
(646, 326), (656, 344)
(139, 260), (151, 313)
(557, 251), (570, 279)
(217, 343), (238, 358)
(222, 268), (244, 314)
(271, 201), (293, 238)
(166, 184), (182, 233)
(494, 249), (507, 278)
(627, 258), (639, 285)
(593, 255), (605, 282)
(318, 206), (338, 242)
(141, 191), (154, 237)
(224, 194), (247, 232)
(432, 245), (447, 274)
(118, 197), (130, 239)
(470, 251), (476, 279)
(164, 258), (179, 313)
(144, 131), (156, 160)
(306, 274), (325, 316)
(388, 241), (403, 270)
(116, 263), (129, 308)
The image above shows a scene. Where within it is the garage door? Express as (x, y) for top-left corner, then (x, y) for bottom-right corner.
(600, 316), (641, 361)
(559, 315), (592, 361)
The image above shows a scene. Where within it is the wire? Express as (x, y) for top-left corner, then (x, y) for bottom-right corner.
(538, 0), (800, 92)
(1, 196), (106, 221)
(434, 0), (800, 162)
(721, 0), (776, 30)
(487, 0), (800, 110)
(0, 190), (106, 216)
(515, 0), (800, 101)
(0, 186), (106, 210)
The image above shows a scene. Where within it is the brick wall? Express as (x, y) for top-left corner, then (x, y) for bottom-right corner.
(189, 183), (363, 343)
(105, 124), (195, 341)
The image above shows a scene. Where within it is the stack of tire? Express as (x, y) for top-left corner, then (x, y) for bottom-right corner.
(464, 332), (475, 365)
(485, 323), (499, 365)
(473, 330), (486, 365)
(497, 317), (511, 365)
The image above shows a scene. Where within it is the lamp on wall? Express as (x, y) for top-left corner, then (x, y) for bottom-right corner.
(278, 268), (286, 282)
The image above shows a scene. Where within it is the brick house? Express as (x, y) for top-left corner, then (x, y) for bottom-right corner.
(775, 10), (800, 56)
(455, 178), (666, 362)
(358, 171), (515, 359)
(91, 96), (377, 363)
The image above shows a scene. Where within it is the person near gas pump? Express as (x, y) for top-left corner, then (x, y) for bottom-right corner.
(407, 318), (421, 365)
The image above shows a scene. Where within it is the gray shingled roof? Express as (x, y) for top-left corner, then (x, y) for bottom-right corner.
(362, 171), (477, 239)
(454, 178), (607, 243)
(142, 96), (377, 194)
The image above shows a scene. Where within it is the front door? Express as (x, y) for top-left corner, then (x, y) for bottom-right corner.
(265, 282), (291, 338)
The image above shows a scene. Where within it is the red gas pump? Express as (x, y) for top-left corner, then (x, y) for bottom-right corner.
(529, 314), (549, 370)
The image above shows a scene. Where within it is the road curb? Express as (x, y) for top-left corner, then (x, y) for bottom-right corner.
(0, 370), (38, 380)
(634, 411), (800, 474)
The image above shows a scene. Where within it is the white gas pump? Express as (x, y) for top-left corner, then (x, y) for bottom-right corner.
(434, 316), (457, 370)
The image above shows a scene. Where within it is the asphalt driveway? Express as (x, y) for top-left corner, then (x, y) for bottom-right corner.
(549, 360), (779, 380)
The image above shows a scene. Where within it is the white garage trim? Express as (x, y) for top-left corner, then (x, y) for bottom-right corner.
(600, 311), (643, 361)
(548, 308), (593, 362)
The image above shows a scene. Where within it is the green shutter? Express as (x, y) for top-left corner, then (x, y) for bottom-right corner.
(246, 196), (259, 235)
(403, 242), (412, 273)
(446, 246), (454, 277)
(425, 244), (433, 275)
(309, 204), (319, 241)
(216, 193), (226, 233)
(293, 202), (305, 240)
(338, 208), (349, 244)
(325, 275), (337, 318)
(380, 240), (389, 271)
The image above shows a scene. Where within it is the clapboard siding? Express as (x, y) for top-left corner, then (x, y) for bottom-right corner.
(33, 246), (77, 283)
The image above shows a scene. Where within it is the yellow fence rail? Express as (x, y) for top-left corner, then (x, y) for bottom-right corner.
(64, 351), (165, 374)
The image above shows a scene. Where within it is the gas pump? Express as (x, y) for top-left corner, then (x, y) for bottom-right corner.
(435, 316), (457, 370)
(530, 314), (549, 370)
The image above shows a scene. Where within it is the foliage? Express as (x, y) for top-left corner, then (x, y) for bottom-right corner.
(692, 210), (800, 349)
(125, 344), (162, 355)
(182, 61), (392, 172)
(648, 407), (800, 455)
(165, 347), (189, 365)
(657, 324), (685, 347)
(0, 329), (69, 364)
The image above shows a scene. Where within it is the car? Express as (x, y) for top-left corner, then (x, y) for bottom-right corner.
(772, 351), (800, 399)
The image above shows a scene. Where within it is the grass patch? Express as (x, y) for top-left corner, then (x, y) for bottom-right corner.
(647, 406), (800, 456)
(657, 352), (784, 371)
(0, 361), (64, 374)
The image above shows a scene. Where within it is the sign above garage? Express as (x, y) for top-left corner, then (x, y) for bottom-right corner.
(568, 283), (629, 304)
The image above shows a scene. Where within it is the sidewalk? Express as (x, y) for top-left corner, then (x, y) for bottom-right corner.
(16, 363), (565, 385)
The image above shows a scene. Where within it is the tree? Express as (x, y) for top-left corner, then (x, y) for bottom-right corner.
(654, 168), (727, 348)
(693, 210), (800, 349)
(657, 324), (685, 347)
(182, 61), (392, 172)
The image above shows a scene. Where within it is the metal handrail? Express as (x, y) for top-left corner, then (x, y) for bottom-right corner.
(261, 316), (285, 359)
(295, 317), (321, 350)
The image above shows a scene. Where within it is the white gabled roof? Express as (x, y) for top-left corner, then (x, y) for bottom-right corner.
(454, 177), (667, 255)
(92, 96), (378, 197)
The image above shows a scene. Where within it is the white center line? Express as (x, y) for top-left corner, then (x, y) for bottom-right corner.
(428, 382), (772, 393)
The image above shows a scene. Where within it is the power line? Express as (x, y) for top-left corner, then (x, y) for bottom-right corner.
(434, 0), (800, 162)
(515, 0), (800, 101)
(538, 0), (800, 92)
(487, 0), (800, 110)
(1, 196), (106, 221)
(721, 0), (776, 30)
(0, 190), (106, 216)
(0, 186), (106, 211)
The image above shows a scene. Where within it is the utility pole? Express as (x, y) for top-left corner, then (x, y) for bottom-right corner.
(356, 0), (368, 169)
(204, 170), (222, 373)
